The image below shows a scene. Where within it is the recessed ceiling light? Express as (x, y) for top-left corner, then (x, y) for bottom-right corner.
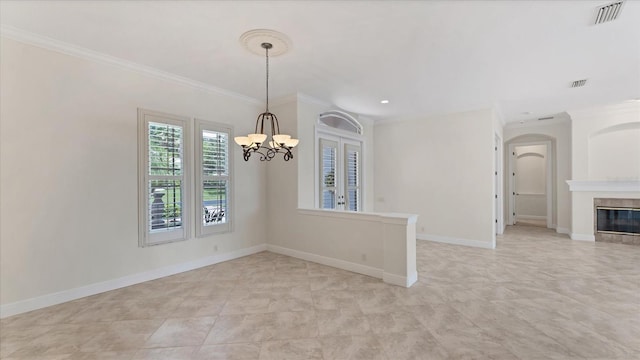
(380, 100), (389, 104)
(522, 111), (532, 115)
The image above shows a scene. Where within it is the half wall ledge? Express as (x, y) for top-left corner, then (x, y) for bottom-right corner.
(293, 209), (418, 287)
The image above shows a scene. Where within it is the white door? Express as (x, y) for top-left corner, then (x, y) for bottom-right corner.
(318, 136), (362, 211)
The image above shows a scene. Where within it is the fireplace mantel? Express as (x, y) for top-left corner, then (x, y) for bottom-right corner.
(567, 180), (640, 192)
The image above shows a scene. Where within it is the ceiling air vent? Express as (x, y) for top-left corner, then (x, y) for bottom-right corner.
(538, 116), (554, 121)
(571, 79), (588, 88)
(595, 1), (624, 24)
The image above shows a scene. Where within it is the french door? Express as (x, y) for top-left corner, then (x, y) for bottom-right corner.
(318, 135), (362, 211)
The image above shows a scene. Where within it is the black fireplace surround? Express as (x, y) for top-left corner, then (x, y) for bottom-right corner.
(596, 207), (640, 235)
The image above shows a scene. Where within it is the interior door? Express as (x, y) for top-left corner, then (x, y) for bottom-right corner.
(318, 135), (362, 211)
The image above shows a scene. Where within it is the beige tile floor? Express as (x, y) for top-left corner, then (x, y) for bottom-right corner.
(1, 225), (639, 359)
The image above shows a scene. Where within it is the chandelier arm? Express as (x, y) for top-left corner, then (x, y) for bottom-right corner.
(272, 113), (280, 136)
(283, 147), (293, 161)
(255, 113), (263, 134)
(253, 147), (268, 161)
(270, 114), (277, 138)
(242, 147), (252, 161)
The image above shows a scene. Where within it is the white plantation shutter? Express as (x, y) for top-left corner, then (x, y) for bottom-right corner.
(196, 120), (232, 236)
(138, 110), (190, 246)
(320, 138), (338, 209)
(344, 144), (361, 211)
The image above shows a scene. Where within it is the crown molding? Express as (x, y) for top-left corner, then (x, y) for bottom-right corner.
(0, 25), (261, 105)
(504, 116), (570, 130)
(567, 101), (640, 120)
(297, 92), (332, 107)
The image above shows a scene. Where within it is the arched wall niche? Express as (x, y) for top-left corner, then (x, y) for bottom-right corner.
(588, 121), (640, 180)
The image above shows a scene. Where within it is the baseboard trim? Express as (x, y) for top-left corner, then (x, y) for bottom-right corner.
(417, 233), (495, 249)
(570, 233), (595, 241)
(383, 271), (418, 288)
(556, 227), (570, 235)
(266, 244), (383, 279)
(0, 244), (267, 319)
(516, 215), (547, 221)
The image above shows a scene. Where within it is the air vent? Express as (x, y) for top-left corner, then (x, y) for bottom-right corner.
(571, 79), (588, 88)
(538, 116), (554, 121)
(595, 1), (624, 24)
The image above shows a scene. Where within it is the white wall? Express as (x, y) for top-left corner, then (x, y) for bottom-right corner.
(504, 119), (571, 233)
(567, 102), (640, 239)
(0, 38), (267, 309)
(374, 109), (496, 248)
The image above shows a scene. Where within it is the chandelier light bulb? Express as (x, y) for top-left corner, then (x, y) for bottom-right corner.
(272, 134), (291, 145)
(234, 136), (251, 146)
(285, 138), (299, 148)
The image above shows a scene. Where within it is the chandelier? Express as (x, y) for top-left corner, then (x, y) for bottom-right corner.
(234, 42), (298, 161)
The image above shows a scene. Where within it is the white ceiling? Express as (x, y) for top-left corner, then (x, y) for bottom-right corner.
(1, 0), (639, 123)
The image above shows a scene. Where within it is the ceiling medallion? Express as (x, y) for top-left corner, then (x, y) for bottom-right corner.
(239, 29), (292, 57)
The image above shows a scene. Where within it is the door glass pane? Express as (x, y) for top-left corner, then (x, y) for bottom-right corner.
(322, 190), (336, 209)
(320, 139), (337, 209)
(347, 189), (359, 211)
(345, 144), (361, 211)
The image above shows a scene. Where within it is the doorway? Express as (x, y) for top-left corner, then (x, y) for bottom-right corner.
(317, 135), (362, 211)
(508, 141), (552, 228)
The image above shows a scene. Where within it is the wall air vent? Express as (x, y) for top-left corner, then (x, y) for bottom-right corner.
(538, 116), (554, 121)
(595, 1), (624, 24)
(571, 79), (588, 88)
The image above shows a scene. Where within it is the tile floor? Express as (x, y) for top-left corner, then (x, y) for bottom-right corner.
(1, 225), (639, 359)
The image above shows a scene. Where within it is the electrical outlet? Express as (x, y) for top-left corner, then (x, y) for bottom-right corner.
(361, 253), (367, 261)
(421, 226), (425, 232)
(214, 245), (218, 252)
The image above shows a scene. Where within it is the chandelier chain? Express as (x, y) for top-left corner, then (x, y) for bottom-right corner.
(265, 44), (269, 112)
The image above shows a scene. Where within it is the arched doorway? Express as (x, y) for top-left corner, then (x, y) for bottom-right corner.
(505, 134), (557, 229)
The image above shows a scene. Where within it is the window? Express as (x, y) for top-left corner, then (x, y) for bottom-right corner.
(138, 110), (233, 246)
(195, 120), (232, 236)
(138, 109), (191, 246)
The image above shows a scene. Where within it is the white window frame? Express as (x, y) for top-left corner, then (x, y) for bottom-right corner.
(138, 109), (191, 246)
(195, 119), (233, 237)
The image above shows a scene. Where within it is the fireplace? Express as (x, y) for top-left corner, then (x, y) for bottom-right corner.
(594, 198), (640, 245)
